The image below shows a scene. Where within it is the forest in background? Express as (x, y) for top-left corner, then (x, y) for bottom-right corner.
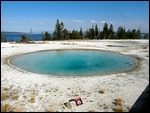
(1, 19), (149, 42)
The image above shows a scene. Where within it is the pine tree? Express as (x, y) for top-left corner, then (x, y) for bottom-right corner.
(126, 29), (132, 39)
(136, 29), (141, 39)
(69, 29), (80, 39)
(20, 34), (28, 43)
(143, 34), (149, 39)
(108, 24), (115, 39)
(103, 23), (108, 39)
(79, 27), (83, 39)
(91, 25), (95, 39)
(30, 28), (32, 40)
(45, 31), (51, 40)
(53, 19), (64, 40)
(116, 26), (126, 39)
(95, 24), (99, 39)
(41, 32), (45, 40)
(132, 29), (136, 39)
(1, 32), (7, 42)
(62, 28), (69, 40)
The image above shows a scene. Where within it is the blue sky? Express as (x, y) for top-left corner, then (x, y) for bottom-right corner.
(1, 1), (149, 33)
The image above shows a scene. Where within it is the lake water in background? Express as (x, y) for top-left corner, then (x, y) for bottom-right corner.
(2, 33), (43, 41)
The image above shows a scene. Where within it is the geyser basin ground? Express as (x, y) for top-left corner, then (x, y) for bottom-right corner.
(10, 50), (138, 76)
(1, 40), (149, 112)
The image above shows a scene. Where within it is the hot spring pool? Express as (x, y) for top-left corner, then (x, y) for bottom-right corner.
(10, 50), (138, 76)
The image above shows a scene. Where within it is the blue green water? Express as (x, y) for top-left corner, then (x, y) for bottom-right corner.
(11, 50), (138, 76)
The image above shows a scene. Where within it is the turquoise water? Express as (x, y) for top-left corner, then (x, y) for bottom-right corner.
(11, 50), (138, 76)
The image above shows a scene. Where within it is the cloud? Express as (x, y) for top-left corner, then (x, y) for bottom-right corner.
(73, 20), (84, 23)
(8, 21), (14, 23)
(91, 20), (96, 23)
(109, 21), (114, 24)
(100, 21), (106, 24)
(128, 21), (141, 26)
(38, 21), (44, 25)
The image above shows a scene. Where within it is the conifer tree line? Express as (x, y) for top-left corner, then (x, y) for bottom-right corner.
(1, 19), (149, 42)
(42, 19), (148, 40)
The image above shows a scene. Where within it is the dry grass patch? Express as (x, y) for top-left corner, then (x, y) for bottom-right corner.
(88, 109), (96, 112)
(13, 107), (23, 112)
(23, 95), (27, 98)
(30, 96), (35, 103)
(114, 98), (123, 106)
(39, 96), (43, 100)
(89, 100), (94, 102)
(113, 98), (126, 112)
(3, 87), (9, 91)
(1, 91), (10, 100)
(1, 104), (11, 112)
(114, 106), (126, 112)
(99, 89), (105, 94)
(12, 94), (19, 100)
(46, 107), (56, 112)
